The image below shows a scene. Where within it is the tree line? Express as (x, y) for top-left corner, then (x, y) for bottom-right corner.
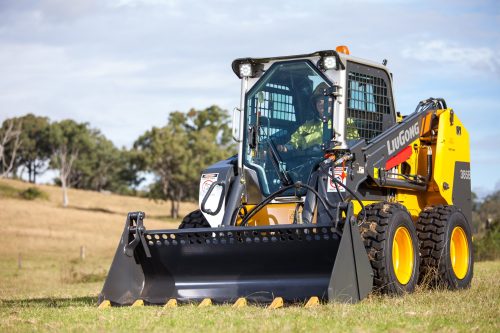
(0, 106), (236, 218)
(472, 190), (500, 260)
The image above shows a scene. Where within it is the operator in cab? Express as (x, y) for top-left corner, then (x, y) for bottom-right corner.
(277, 82), (331, 153)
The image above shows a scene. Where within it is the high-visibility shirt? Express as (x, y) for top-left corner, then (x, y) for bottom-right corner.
(289, 118), (360, 149)
(289, 119), (328, 150)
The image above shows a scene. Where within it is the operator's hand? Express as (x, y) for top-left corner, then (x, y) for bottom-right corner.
(277, 144), (288, 152)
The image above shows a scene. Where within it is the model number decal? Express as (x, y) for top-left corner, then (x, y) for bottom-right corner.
(459, 169), (471, 180)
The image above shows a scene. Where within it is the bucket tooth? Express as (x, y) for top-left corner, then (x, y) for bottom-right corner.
(131, 299), (144, 307)
(198, 298), (212, 307)
(232, 297), (247, 308)
(268, 297), (284, 309)
(304, 296), (320, 308)
(98, 300), (111, 309)
(164, 299), (177, 308)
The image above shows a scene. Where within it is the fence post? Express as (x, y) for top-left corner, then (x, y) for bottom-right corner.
(80, 246), (86, 260)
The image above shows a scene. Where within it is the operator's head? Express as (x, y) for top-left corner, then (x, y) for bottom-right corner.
(312, 82), (330, 118)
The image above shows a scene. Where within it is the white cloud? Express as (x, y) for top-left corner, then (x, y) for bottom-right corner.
(112, 0), (180, 7)
(76, 60), (148, 78)
(0, 0), (106, 24)
(401, 40), (500, 76)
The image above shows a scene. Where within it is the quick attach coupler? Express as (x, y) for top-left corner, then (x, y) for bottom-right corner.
(123, 211), (151, 258)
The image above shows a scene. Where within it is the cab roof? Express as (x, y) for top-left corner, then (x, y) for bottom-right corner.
(231, 49), (390, 79)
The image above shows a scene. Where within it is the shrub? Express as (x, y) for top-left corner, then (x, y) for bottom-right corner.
(19, 187), (49, 201)
(474, 224), (500, 261)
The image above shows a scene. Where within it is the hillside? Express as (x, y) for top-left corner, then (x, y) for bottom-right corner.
(0, 178), (196, 299)
(0, 178), (498, 332)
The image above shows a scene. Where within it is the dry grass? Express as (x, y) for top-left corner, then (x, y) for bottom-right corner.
(0, 178), (499, 332)
(0, 178), (195, 300)
(0, 178), (197, 221)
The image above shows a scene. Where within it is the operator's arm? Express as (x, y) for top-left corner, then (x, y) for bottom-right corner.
(286, 121), (323, 151)
(289, 127), (305, 150)
(278, 125), (305, 152)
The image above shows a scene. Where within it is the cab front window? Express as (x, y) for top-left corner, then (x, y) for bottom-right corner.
(244, 61), (332, 196)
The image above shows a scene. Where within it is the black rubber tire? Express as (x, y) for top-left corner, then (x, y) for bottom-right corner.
(178, 210), (211, 229)
(360, 202), (420, 294)
(416, 205), (473, 289)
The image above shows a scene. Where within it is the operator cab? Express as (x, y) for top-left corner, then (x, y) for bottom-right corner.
(232, 47), (397, 201)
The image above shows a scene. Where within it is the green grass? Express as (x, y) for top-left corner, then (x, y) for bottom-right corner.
(0, 260), (498, 332)
(0, 182), (21, 198)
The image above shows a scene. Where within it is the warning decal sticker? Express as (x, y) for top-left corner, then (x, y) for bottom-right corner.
(199, 173), (219, 199)
(327, 167), (347, 192)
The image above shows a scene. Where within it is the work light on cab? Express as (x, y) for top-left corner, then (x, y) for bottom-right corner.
(239, 63), (253, 77)
(321, 56), (337, 70)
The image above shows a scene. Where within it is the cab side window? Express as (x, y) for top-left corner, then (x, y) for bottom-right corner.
(345, 63), (395, 141)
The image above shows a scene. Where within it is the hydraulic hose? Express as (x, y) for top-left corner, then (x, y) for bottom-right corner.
(240, 157), (367, 227)
(240, 182), (335, 226)
(426, 146), (433, 185)
(415, 97), (447, 113)
(317, 160), (367, 225)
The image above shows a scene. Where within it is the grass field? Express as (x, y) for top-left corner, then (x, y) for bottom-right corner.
(0, 179), (499, 332)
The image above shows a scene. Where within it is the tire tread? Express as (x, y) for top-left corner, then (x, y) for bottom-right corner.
(416, 204), (472, 288)
(179, 210), (210, 229)
(360, 202), (417, 294)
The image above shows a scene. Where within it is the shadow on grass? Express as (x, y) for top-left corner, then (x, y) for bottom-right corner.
(0, 296), (98, 308)
(68, 206), (117, 215)
(67, 207), (181, 223)
(148, 215), (181, 223)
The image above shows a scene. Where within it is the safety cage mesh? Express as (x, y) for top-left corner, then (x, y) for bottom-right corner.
(247, 83), (297, 141)
(346, 72), (390, 140)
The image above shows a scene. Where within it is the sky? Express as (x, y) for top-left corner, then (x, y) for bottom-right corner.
(0, 0), (499, 197)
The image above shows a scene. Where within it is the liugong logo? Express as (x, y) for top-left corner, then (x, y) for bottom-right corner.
(387, 122), (420, 155)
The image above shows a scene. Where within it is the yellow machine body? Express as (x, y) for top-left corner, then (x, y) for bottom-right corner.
(240, 108), (471, 225)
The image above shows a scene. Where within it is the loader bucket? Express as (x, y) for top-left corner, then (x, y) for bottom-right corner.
(99, 206), (373, 306)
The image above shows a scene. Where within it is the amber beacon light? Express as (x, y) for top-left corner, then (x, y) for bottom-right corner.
(336, 45), (350, 55)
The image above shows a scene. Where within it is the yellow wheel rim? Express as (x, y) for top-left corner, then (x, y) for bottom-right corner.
(450, 226), (469, 279)
(392, 226), (414, 285)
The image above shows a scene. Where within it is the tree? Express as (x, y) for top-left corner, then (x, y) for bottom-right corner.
(184, 105), (234, 199)
(0, 118), (22, 178)
(134, 118), (192, 218)
(66, 131), (142, 194)
(68, 130), (114, 190)
(479, 191), (500, 232)
(87, 143), (144, 194)
(116, 148), (146, 193)
(136, 105), (236, 218)
(15, 114), (51, 183)
(49, 120), (92, 207)
(473, 190), (500, 261)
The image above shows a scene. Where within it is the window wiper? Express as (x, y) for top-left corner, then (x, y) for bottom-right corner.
(266, 138), (293, 186)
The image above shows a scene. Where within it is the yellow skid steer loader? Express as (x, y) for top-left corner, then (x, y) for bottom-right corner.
(99, 46), (473, 306)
